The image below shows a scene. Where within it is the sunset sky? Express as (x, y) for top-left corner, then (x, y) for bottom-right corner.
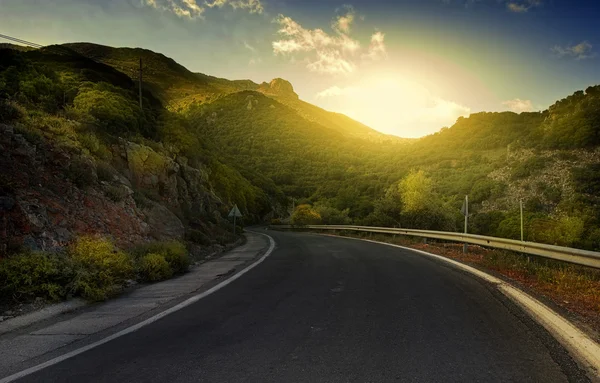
(1, 0), (598, 137)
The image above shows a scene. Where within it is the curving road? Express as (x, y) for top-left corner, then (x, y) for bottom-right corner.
(17, 230), (587, 382)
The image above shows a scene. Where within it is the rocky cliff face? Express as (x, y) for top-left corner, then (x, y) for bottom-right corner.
(258, 78), (299, 100)
(0, 124), (227, 256)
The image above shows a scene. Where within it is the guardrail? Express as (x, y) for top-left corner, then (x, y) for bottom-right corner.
(270, 224), (600, 269)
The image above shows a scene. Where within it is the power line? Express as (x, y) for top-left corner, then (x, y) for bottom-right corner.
(0, 33), (44, 49)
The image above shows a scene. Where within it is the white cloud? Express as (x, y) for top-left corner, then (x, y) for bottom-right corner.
(205, 0), (264, 14)
(502, 98), (534, 113)
(143, 0), (263, 18)
(316, 86), (351, 98)
(272, 12), (386, 75)
(143, 0), (205, 18)
(363, 31), (386, 60)
(244, 41), (257, 53)
(314, 77), (471, 137)
(332, 5), (355, 34)
(552, 41), (595, 60)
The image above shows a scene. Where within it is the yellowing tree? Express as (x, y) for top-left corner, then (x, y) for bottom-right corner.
(291, 204), (322, 227)
(398, 169), (434, 213)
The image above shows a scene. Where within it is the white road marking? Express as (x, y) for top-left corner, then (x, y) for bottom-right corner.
(0, 232), (276, 383)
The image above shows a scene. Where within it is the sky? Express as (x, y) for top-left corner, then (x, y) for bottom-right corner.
(1, 0), (599, 137)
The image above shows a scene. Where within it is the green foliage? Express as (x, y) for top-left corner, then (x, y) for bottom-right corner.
(132, 190), (154, 209)
(534, 86), (600, 149)
(186, 229), (212, 246)
(529, 215), (586, 247)
(70, 236), (135, 301)
(314, 202), (351, 225)
(398, 170), (434, 213)
(511, 157), (546, 180)
(0, 251), (75, 303)
(72, 82), (143, 136)
(105, 185), (127, 202)
(67, 156), (96, 188)
(96, 161), (115, 182)
(291, 204), (321, 226)
(0, 98), (24, 123)
(138, 253), (172, 282)
(131, 241), (189, 274)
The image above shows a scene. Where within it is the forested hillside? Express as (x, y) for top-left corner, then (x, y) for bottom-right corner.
(1, 42), (600, 255)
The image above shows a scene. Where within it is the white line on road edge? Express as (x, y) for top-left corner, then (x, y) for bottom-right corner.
(0, 232), (276, 383)
(325, 234), (600, 380)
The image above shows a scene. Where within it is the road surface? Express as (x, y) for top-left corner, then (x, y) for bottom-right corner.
(16, 230), (587, 382)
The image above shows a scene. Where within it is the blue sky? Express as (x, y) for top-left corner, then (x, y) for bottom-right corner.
(0, 0), (598, 137)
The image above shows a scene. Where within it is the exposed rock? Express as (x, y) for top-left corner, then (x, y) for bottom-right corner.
(258, 78), (299, 100)
(144, 202), (185, 240)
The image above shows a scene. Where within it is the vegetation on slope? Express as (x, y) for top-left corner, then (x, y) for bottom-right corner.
(2, 42), (600, 254)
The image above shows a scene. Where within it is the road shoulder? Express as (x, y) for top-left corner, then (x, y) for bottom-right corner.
(0, 231), (273, 380)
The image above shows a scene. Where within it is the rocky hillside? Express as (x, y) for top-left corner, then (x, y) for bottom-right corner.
(0, 122), (234, 255)
(1, 41), (600, 254)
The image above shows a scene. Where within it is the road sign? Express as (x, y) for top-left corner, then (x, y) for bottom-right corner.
(228, 205), (242, 218)
(228, 205), (242, 236)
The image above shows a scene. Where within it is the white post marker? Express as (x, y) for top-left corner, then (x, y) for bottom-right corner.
(228, 204), (243, 236)
(461, 195), (469, 253)
(520, 199), (524, 242)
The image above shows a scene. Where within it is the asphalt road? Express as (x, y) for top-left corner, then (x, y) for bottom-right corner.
(17, 230), (587, 382)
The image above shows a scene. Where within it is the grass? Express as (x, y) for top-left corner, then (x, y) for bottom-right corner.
(330, 230), (600, 331)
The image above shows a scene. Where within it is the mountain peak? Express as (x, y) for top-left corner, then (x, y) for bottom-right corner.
(259, 78), (298, 99)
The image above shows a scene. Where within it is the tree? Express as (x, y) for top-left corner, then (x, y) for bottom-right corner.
(398, 169), (434, 213)
(291, 204), (321, 227)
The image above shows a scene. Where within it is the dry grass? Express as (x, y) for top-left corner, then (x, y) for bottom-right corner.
(333, 231), (600, 332)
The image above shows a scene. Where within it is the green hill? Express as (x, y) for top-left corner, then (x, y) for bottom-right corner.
(1, 41), (600, 253)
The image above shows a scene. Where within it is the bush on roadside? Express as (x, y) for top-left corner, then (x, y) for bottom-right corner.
(0, 251), (75, 303)
(138, 253), (172, 282)
(70, 236), (134, 301)
(131, 240), (189, 275)
(185, 229), (212, 246)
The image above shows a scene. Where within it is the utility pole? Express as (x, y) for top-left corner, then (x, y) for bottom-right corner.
(520, 199), (524, 242)
(138, 57), (143, 111)
(463, 195), (469, 254)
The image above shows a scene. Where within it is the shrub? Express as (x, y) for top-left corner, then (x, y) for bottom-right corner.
(13, 124), (44, 146)
(105, 185), (127, 202)
(68, 157), (96, 188)
(291, 204), (321, 227)
(131, 241), (189, 275)
(96, 161), (114, 182)
(185, 229), (212, 246)
(132, 191), (153, 209)
(0, 99), (25, 123)
(70, 236), (134, 301)
(0, 251), (74, 303)
(138, 253), (172, 282)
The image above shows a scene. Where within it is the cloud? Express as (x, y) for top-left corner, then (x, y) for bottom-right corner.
(143, 0), (205, 18)
(313, 77), (471, 137)
(332, 5), (355, 34)
(506, 0), (541, 12)
(552, 41), (595, 60)
(205, 0), (264, 14)
(502, 98), (534, 113)
(315, 85), (358, 98)
(363, 31), (386, 60)
(244, 41), (257, 53)
(143, 0), (263, 18)
(442, 0), (542, 12)
(272, 11), (386, 75)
